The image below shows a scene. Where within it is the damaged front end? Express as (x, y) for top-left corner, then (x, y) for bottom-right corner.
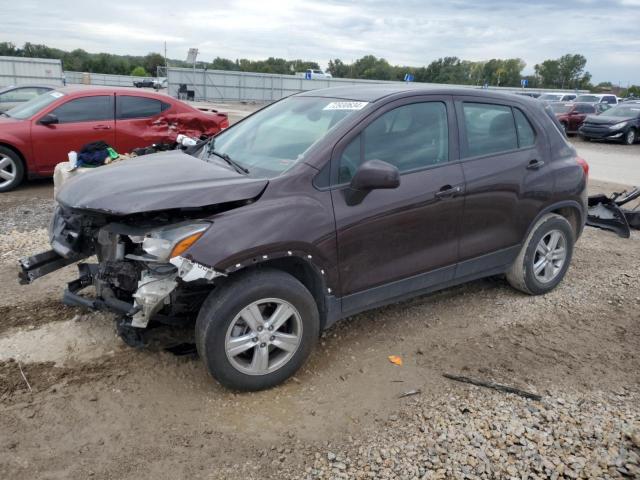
(19, 206), (225, 343)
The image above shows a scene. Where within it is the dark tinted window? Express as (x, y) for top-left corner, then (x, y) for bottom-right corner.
(51, 96), (113, 123)
(575, 104), (595, 114)
(116, 95), (170, 119)
(513, 109), (536, 148)
(463, 103), (517, 157)
(338, 102), (449, 183)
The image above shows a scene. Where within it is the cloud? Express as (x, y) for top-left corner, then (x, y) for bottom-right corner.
(1, 0), (638, 84)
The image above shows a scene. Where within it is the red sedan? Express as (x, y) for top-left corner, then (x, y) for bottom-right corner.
(0, 86), (228, 192)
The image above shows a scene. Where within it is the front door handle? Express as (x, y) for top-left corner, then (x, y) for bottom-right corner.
(526, 159), (545, 170)
(435, 185), (462, 199)
(93, 125), (112, 130)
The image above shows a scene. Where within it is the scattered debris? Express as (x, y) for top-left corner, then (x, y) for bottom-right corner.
(443, 373), (542, 401)
(388, 355), (403, 366)
(398, 389), (421, 398)
(587, 187), (640, 238)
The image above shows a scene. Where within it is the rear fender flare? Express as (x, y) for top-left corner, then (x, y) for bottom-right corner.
(524, 200), (585, 242)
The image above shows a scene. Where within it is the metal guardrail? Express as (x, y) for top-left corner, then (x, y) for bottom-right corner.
(166, 67), (589, 103)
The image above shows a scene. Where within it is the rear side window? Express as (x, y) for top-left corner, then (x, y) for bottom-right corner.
(116, 96), (170, 119)
(338, 101), (449, 183)
(513, 109), (536, 148)
(462, 103), (517, 157)
(50, 96), (113, 123)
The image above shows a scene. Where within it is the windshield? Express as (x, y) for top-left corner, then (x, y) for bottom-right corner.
(5, 91), (64, 119)
(575, 95), (599, 103)
(550, 103), (572, 114)
(601, 106), (640, 118)
(538, 94), (562, 101)
(204, 96), (366, 178)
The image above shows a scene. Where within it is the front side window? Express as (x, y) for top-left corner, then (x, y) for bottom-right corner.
(50, 96), (113, 123)
(338, 102), (449, 183)
(116, 96), (170, 119)
(462, 103), (518, 157)
(575, 104), (595, 114)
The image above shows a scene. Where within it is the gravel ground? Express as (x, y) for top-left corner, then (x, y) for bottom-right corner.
(0, 150), (639, 478)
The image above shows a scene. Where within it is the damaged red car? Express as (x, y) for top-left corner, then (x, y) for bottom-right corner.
(0, 86), (228, 192)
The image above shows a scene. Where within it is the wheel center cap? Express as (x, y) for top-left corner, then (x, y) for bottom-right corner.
(258, 331), (271, 343)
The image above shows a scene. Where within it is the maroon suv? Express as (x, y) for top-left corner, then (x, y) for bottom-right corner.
(20, 86), (589, 391)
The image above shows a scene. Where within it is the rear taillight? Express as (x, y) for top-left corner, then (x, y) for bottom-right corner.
(576, 156), (589, 177)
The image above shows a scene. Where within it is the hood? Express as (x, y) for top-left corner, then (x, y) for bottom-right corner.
(57, 151), (268, 215)
(584, 115), (634, 125)
(0, 115), (24, 126)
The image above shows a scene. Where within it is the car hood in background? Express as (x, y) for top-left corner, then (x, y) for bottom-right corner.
(584, 115), (635, 125)
(57, 151), (268, 215)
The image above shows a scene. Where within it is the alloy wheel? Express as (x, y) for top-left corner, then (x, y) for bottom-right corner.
(0, 154), (17, 189)
(626, 129), (636, 145)
(224, 298), (303, 375)
(532, 230), (567, 283)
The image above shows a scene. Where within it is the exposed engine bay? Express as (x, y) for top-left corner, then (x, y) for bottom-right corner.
(19, 205), (231, 341)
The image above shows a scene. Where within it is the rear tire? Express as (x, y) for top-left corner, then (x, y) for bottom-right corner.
(506, 214), (574, 295)
(0, 146), (25, 193)
(195, 269), (319, 391)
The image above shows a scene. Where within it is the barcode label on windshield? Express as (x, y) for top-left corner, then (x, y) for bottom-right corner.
(323, 101), (368, 111)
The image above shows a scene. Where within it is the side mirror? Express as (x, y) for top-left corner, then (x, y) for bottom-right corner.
(345, 160), (400, 205)
(39, 113), (58, 126)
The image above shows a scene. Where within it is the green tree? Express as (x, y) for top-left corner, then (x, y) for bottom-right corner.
(130, 66), (148, 77)
(143, 53), (165, 76)
(327, 59), (351, 78)
(535, 54), (591, 89)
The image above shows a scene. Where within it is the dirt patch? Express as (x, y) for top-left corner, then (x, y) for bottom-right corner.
(0, 300), (80, 336)
(0, 353), (134, 405)
(0, 177), (639, 479)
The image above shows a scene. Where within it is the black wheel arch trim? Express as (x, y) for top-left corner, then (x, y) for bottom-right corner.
(525, 200), (586, 241)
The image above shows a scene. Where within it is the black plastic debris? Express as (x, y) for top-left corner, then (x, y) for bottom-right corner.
(587, 187), (640, 238)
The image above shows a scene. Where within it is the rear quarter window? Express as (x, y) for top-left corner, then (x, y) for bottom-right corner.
(116, 96), (170, 119)
(513, 109), (536, 148)
(462, 103), (518, 157)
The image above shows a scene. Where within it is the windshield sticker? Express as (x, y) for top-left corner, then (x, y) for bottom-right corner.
(323, 101), (368, 111)
(50, 92), (64, 98)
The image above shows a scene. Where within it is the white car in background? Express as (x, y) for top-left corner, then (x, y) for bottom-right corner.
(304, 69), (332, 79)
(574, 93), (618, 105)
(538, 92), (578, 102)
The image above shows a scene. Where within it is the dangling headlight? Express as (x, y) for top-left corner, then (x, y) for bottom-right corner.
(130, 222), (210, 262)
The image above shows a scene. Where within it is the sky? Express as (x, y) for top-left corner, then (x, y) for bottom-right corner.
(2, 0), (640, 85)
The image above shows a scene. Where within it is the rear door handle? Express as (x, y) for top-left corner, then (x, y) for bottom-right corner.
(93, 125), (112, 130)
(526, 159), (545, 170)
(435, 185), (462, 199)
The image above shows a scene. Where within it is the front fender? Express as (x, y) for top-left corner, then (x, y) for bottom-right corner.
(183, 191), (340, 294)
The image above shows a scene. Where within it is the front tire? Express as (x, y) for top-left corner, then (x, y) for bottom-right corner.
(624, 128), (636, 145)
(0, 146), (25, 193)
(195, 269), (319, 391)
(506, 214), (574, 295)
